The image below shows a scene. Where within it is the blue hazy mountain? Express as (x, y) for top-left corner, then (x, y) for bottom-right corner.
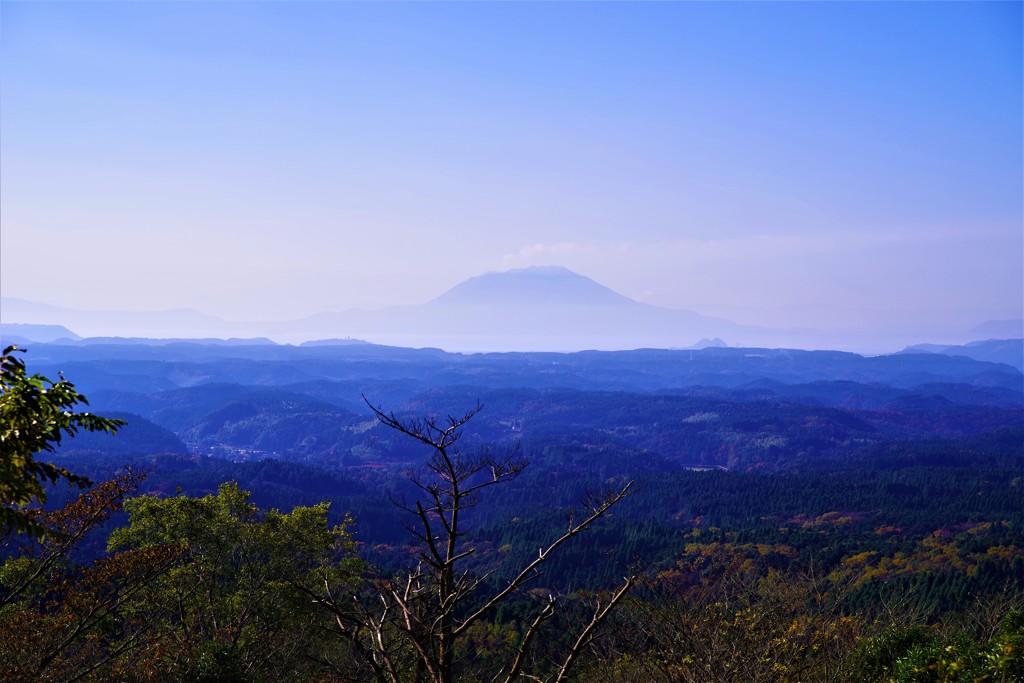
(4, 268), (1018, 353)
(294, 266), (762, 351)
(968, 319), (1024, 340)
(432, 266), (637, 307)
(900, 339), (1024, 371)
(282, 268), (1024, 352)
(0, 322), (81, 344)
(1, 297), (238, 340)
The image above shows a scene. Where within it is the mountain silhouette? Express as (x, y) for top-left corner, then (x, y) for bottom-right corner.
(432, 266), (635, 307)
(293, 266), (758, 351)
(5, 268), (1008, 353)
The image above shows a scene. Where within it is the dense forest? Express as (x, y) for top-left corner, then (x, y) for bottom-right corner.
(2, 341), (1023, 681)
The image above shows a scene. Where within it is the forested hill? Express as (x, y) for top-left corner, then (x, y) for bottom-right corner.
(6, 339), (1024, 681)
(17, 338), (1021, 396)
(20, 339), (1015, 474)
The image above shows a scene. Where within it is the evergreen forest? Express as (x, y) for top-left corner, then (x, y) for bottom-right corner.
(2, 341), (1022, 682)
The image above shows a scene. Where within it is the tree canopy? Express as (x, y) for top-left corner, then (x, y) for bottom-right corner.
(1, 345), (125, 539)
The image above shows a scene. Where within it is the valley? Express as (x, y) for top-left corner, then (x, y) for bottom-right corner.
(3, 335), (1023, 680)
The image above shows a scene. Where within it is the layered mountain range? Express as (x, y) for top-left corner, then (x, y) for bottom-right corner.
(3, 266), (1020, 353)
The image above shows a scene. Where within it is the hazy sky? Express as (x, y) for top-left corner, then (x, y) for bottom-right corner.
(2, 1), (1021, 331)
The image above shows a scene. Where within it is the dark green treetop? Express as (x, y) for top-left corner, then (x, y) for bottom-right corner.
(0, 345), (125, 538)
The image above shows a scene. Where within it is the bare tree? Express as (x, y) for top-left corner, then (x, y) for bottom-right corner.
(319, 398), (634, 683)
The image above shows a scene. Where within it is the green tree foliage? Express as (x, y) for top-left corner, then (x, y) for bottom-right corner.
(0, 345), (125, 538)
(0, 470), (180, 682)
(846, 607), (1024, 682)
(0, 473), (363, 681)
(107, 481), (362, 682)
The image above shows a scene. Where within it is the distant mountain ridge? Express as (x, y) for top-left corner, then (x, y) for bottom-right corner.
(900, 339), (1024, 371)
(432, 266), (636, 307)
(26, 339), (1023, 475)
(296, 266), (753, 351)
(968, 319), (1023, 339)
(0, 323), (81, 344)
(1, 297), (236, 339)
(3, 267), (1019, 353)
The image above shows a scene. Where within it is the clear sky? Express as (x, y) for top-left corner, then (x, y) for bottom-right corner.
(2, 1), (1021, 335)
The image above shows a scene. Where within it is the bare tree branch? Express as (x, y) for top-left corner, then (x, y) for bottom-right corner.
(552, 576), (635, 683)
(454, 481), (632, 636)
(503, 595), (556, 683)
(329, 400), (634, 683)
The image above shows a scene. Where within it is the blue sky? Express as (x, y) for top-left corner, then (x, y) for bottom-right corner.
(2, 1), (1021, 336)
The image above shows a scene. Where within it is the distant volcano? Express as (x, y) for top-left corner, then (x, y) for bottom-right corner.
(0, 267), (796, 351)
(432, 266), (636, 307)
(292, 266), (764, 351)
(9, 267), (989, 353)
